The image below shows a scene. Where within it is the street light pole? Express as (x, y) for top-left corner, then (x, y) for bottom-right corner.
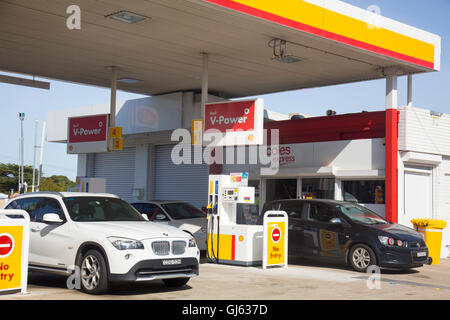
(19, 113), (25, 193)
(37, 121), (46, 192)
(32, 120), (39, 192)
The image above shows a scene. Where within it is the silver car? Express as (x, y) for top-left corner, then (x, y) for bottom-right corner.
(131, 201), (207, 250)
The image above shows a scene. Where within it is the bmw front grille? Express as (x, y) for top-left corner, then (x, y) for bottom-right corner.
(172, 241), (186, 255)
(151, 241), (170, 256)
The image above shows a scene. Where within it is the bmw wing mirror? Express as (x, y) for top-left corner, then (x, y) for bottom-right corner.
(141, 213), (149, 221)
(42, 213), (64, 224)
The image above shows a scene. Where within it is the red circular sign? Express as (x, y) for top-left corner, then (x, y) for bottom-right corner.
(271, 227), (281, 243)
(0, 234), (14, 258)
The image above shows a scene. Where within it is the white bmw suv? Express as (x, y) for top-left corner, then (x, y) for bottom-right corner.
(2, 192), (200, 294)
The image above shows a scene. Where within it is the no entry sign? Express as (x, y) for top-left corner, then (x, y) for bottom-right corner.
(0, 234), (14, 258)
(263, 211), (288, 269)
(0, 209), (30, 294)
(271, 227), (281, 243)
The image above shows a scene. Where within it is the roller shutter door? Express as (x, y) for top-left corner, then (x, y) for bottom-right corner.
(93, 147), (136, 202)
(153, 145), (208, 209)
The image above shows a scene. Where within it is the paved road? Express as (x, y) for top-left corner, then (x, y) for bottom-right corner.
(2, 258), (450, 300)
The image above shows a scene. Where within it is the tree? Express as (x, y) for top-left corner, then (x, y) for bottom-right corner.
(0, 163), (75, 193)
(0, 163), (33, 194)
(40, 175), (76, 192)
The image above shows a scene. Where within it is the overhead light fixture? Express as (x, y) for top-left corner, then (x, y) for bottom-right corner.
(117, 77), (142, 84)
(268, 38), (303, 64)
(0, 73), (50, 90)
(272, 55), (302, 64)
(105, 11), (149, 24)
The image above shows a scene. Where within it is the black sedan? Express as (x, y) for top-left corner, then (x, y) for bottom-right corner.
(261, 199), (430, 272)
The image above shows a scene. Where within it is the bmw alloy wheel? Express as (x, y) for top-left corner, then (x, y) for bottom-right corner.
(81, 255), (101, 291)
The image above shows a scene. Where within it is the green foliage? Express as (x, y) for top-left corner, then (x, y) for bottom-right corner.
(0, 163), (75, 193)
(40, 175), (76, 192)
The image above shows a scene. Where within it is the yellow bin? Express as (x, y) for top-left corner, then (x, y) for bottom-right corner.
(411, 219), (447, 265)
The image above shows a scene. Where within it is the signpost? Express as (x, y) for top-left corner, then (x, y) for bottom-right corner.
(0, 209), (30, 294)
(263, 211), (288, 269)
(67, 114), (108, 154)
(191, 119), (203, 146)
(203, 99), (264, 146)
(109, 126), (123, 151)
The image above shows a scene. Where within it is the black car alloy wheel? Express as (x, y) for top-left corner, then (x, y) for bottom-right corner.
(349, 244), (377, 272)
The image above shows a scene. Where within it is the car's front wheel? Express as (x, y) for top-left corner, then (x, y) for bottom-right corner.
(78, 249), (109, 294)
(349, 244), (377, 272)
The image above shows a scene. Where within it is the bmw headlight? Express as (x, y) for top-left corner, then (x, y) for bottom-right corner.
(189, 237), (197, 248)
(108, 237), (144, 250)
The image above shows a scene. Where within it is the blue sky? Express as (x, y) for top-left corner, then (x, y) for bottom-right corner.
(0, 0), (448, 181)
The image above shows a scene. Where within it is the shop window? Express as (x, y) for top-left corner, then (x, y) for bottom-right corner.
(266, 179), (297, 202)
(342, 180), (385, 204)
(302, 178), (334, 200)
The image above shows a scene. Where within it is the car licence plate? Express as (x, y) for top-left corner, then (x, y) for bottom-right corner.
(162, 259), (182, 266)
(417, 251), (427, 257)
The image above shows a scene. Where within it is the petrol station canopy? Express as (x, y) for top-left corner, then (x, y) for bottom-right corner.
(0, 0), (441, 98)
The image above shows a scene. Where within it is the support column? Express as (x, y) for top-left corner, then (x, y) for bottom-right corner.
(385, 75), (398, 223)
(109, 66), (117, 128)
(296, 178), (302, 199)
(201, 53), (209, 123)
(407, 75), (413, 107)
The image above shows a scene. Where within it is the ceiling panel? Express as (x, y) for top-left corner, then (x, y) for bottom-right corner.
(0, 0), (431, 98)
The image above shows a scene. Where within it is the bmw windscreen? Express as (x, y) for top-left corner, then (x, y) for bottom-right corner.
(63, 197), (146, 222)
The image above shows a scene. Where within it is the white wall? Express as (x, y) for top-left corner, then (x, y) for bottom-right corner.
(399, 106), (450, 156)
(399, 106), (450, 259)
(47, 92), (185, 142)
(436, 157), (450, 258)
(221, 138), (385, 178)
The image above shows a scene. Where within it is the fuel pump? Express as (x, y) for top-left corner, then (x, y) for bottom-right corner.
(206, 173), (264, 266)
